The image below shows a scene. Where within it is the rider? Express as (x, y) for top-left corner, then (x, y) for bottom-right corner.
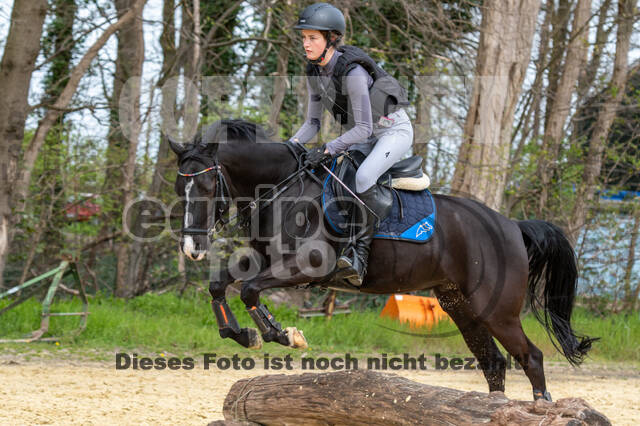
(290, 2), (414, 286)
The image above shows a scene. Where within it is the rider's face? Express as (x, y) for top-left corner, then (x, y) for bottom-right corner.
(301, 30), (326, 61)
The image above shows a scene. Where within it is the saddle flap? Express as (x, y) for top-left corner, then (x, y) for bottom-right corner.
(331, 156), (358, 209)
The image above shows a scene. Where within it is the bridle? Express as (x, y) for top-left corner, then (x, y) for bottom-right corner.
(178, 155), (232, 238)
(177, 142), (324, 241)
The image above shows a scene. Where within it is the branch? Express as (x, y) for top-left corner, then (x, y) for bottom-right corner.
(207, 37), (285, 48)
(82, 231), (123, 252)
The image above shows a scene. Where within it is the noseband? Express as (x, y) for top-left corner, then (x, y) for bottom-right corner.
(178, 156), (231, 238)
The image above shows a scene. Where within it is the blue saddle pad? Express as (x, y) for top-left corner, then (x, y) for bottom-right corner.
(321, 161), (436, 243)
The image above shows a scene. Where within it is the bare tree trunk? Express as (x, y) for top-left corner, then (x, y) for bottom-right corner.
(178, 251), (187, 290)
(571, 0), (615, 153)
(569, 0), (636, 241)
(101, 0), (145, 298)
(179, 0), (195, 101)
(123, 0), (177, 296)
(172, 0), (200, 136)
(451, 0), (541, 210)
(622, 204), (639, 311)
(152, 0), (178, 196)
(129, 0), (199, 296)
(0, 0), (48, 288)
(36, 0), (78, 272)
(18, 200), (52, 285)
(268, 48), (290, 131)
(185, 0), (200, 129)
(143, 0), (177, 290)
(268, 0), (294, 132)
(577, 0), (614, 102)
(531, 0), (556, 155)
(503, 1), (553, 215)
(543, 0), (571, 131)
(537, 0), (591, 216)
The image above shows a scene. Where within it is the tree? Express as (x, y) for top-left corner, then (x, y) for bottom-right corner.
(570, 0), (637, 240)
(0, 0), (147, 289)
(451, 0), (541, 210)
(102, 0), (145, 298)
(537, 0), (592, 216)
(0, 0), (48, 288)
(17, 0), (79, 285)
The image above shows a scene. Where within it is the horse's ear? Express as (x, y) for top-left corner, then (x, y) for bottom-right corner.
(167, 135), (190, 155)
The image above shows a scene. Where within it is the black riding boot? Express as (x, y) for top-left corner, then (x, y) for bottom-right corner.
(336, 184), (392, 286)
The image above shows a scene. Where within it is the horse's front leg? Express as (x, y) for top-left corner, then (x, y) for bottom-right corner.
(240, 254), (325, 349)
(209, 272), (262, 349)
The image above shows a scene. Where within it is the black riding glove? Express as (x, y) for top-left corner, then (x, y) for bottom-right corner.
(306, 146), (332, 168)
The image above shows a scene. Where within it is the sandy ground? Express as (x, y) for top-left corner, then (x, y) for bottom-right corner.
(0, 353), (638, 425)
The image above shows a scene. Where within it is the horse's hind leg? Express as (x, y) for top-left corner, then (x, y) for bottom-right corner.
(466, 276), (549, 400)
(435, 285), (506, 392)
(481, 314), (549, 401)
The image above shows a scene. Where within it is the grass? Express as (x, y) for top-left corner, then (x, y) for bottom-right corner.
(1, 292), (638, 364)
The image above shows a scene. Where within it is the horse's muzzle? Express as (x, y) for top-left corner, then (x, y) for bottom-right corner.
(181, 235), (208, 261)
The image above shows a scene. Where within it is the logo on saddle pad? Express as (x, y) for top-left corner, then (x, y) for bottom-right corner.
(416, 221), (433, 238)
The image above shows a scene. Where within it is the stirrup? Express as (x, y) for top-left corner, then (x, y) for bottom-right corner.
(336, 254), (358, 276)
(336, 250), (366, 286)
(337, 244), (355, 266)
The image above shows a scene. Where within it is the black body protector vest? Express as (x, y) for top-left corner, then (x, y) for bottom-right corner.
(305, 45), (410, 130)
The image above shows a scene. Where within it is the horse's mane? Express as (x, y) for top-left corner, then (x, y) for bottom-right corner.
(205, 119), (274, 144)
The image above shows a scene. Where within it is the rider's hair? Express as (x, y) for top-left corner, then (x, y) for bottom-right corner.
(320, 30), (343, 47)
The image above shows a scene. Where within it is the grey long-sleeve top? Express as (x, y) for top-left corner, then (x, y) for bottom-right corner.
(292, 50), (374, 156)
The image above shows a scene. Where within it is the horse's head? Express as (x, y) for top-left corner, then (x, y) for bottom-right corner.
(169, 124), (228, 261)
(169, 119), (287, 260)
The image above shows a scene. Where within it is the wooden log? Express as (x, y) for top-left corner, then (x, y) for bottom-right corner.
(221, 370), (610, 426)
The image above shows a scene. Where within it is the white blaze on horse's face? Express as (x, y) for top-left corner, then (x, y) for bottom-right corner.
(184, 179), (194, 228)
(182, 178), (207, 261)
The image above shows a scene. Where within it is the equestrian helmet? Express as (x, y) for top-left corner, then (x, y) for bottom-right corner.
(293, 3), (346, 35)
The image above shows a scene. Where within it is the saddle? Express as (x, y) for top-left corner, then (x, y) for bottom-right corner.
(330, 151), (429, 205)
(322, 151), (436, 243)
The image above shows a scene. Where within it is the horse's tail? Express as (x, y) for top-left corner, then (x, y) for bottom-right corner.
(517, 220), (598, 366)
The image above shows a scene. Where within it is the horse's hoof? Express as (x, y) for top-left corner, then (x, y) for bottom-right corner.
(285, 327), (308, 349)
(533, 390), (552, 402)
(246, 328), (262, 349)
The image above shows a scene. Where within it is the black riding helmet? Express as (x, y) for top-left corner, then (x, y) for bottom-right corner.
(294, 3), (345, 64)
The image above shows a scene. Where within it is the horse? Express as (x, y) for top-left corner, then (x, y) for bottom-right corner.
(168, 119), (597, 401)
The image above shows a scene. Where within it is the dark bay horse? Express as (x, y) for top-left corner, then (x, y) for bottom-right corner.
(169, 119), (596, 401)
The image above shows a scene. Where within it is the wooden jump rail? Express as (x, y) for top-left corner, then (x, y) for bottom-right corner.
(211, 370), (612, 426)
(0, 260), (89, 343)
